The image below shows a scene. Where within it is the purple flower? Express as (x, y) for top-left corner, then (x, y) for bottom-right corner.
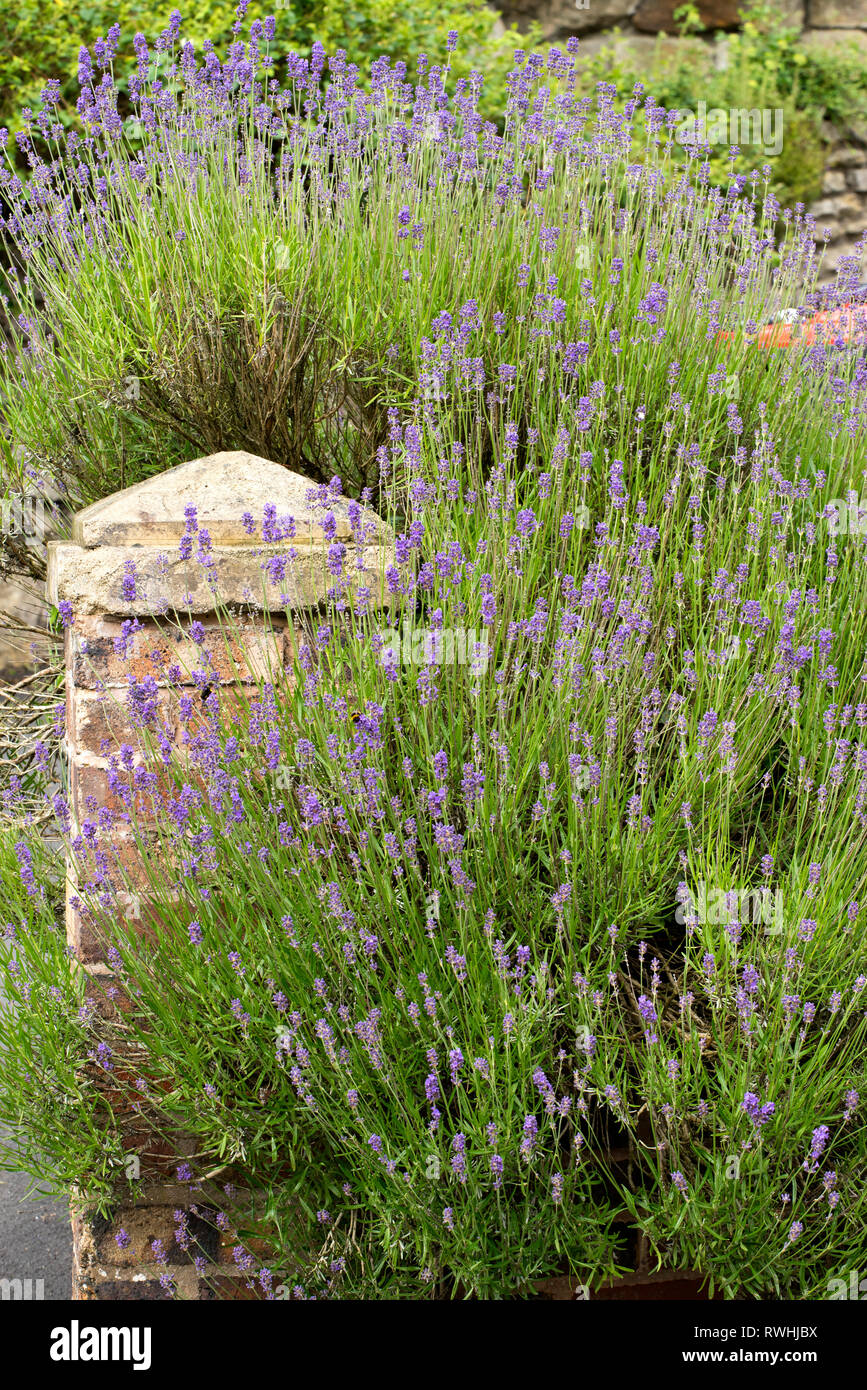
(451, 1133), (467, 1182)
(637, 995), (656, 1023)
(520, 1115), (538, 1162)
(121, 560), (137, 603)
(803, 1125), (830, 1173)
(14, 841), (37, 897)
(637, 993), (658, 1044)
(742, 1091), (775, 1129)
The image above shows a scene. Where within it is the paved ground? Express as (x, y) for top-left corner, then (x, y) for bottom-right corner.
(0, 1137), (72, 1299)
(0, 949), (72, 1300)
(0, 643), (73, 1299)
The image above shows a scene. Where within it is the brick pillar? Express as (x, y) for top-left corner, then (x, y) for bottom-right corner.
(46, 450), (393, 1299)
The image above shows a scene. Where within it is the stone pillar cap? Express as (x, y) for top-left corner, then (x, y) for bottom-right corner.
(71, 450), (388, 547)
(48, 451), (394, 616)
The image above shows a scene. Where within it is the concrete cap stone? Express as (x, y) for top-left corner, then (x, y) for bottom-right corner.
(71, 451), (388, 548)
(48, 540), (393, 616)
(48, 452), (395, 616)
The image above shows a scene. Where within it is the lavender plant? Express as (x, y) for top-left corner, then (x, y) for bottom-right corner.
(1, 12), (867, 1299)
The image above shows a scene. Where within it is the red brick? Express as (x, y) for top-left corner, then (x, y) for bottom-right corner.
(218, 1232), (275, 1264)
(68, 683), (180, 758)
(71, 615), (290, 689)
(70, 758), (198, 823)
(82, 829), (175, 894)
(94, 1278), (174, 1299)
(89, 1205), (219, 1268)
(82, 972), (135, 1019)
(172, 683), (256, 743)
(67, 881), (111, 965)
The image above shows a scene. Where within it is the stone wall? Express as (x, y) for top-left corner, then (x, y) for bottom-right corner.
(814, 118), (867, 277)
(497, 0), (862, 45)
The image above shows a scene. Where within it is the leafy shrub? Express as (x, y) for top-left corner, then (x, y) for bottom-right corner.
(0, 817), (111, 1200)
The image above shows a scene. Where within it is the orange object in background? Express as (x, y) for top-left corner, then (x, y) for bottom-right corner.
(718, 296), (867, 350)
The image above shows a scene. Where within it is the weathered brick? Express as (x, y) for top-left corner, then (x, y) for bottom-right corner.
(68, 682), (180, 757)
(133, 1139), (200, 1182)
(70, 758), (193, 822)
(94, 1279), (172, 1299)
(172, 682), (257, 743)
(49, 539), (392, 617)
(70, 614), (291, 689)
(82, 971), (135, 1019)
(85, 828), (166, 887)
(89, 1204), (219, 1268)
(67, 880), (111, 965)
(69, 871), (175, 953)
(218, 1231), (275, 1263)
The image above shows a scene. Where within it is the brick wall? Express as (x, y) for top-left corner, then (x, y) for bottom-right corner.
(46, 449), (394, 1299)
